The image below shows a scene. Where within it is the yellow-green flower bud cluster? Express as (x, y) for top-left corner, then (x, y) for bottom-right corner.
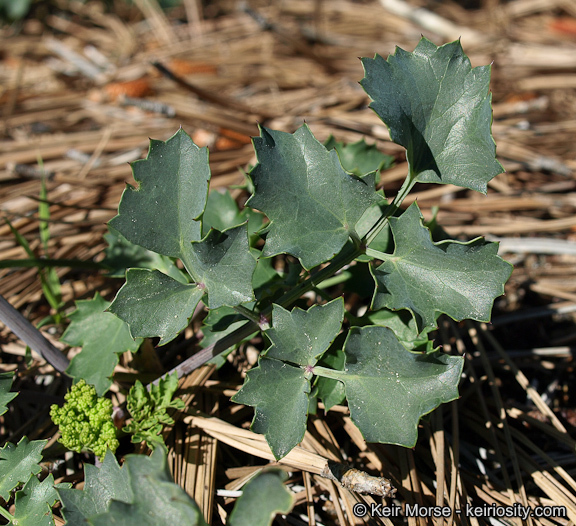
(50, 379), (119, 460)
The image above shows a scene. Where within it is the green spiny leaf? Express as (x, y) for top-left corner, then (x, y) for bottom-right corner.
(233, 299), (344, 459)
(340, 325), (463, 446)
(264, 298), (345, 364)
(185, 224), (256, 309)
(248, 124), (379, 269)
(63, 293), (142, 395)
(109, 269), (204, 345)
(0, 437), (46, 501)
(361, 37), (502, 193)
(12, 474), (69, 526)
(109, 128), (209, 259)
(58, 452), (132, 526)
(87, 448), (207, 526)
(371, 202), (512, 332)
(108, 223), (256, 344)
(233, 358), (310, 460)
(110, 168), (256, 345)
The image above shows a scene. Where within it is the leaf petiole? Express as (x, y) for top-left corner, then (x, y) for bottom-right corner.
(315, 270), (353, 289)
(365, 247), (392, 261)
(232, 305), (258, 322)
(308, 365), (346, 382)
(232, 305), (270, 331)
(365, 172), (416, 246)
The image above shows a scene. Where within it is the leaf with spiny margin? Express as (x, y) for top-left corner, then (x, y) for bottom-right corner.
(0, 371), (17, 416)
(228, 469), (294, 526)
(186, 224), (256, 309)
(264, 298), (345, 365)
(371, 202), (512, 332)
(335, 325), (463, 446)
(86, 448), (207, 526)
(63, 293), (142, 396)
(109, 225), (256, 345)
(361, 37), (503, 193)
(12, 474), (69, 526)
(58, 452), (132, 526)
(109, 269), (204, 346)
(247, 124), (379, 269)
(0, 437), (46, 501)
(233, 358), (311, 460)
(233, 299), (344, 459)
(108, 128), (209, 259)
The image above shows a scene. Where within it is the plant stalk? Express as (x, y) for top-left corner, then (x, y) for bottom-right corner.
(149, 174), (413, 387)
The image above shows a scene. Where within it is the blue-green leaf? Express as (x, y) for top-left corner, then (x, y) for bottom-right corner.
(371, 202), (512, 332)
(58, 452), (132, 526)
(248, 124), (379, 269)
(361, 37), (502, 193)
(109, 269), (203, 345)
(87, 448), (207, 526)
(0, 438), (46, 501)
(233, 299), (344, 459)
(63, 293), (142, 395)
(109, 128), (209, 259)
(185, 224), (256, 309)
(228, 470), (293, 526)
(12, 475), (68, 526)
(337, 326), (463, 446)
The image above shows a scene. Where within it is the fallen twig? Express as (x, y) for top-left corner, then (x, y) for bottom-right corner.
(0, 293), (70, 373)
